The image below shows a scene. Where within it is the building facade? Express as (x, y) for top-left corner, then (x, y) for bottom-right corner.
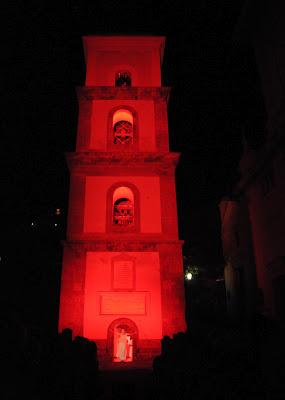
(220, 1), (285, 322)
(58, 36), (186, 361)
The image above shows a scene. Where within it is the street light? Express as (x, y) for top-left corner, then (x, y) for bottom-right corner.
(185, 272), (193, 281)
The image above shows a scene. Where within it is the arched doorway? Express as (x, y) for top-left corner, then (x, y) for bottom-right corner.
(107, 318), (138, 362)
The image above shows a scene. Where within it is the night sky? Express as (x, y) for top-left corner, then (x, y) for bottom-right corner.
(2, 1), (266, 323)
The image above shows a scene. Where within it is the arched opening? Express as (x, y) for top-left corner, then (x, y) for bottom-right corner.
(112, 109), (133, 145)
(115, 71), (132, 87)
(112, 186), (134, 226)
(106, 182), (140, 232)
(107, 106), (138, 151)
(107, 318), (138, 362)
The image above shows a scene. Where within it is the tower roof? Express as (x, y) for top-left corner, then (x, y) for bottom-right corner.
(82, 35), (166, 66)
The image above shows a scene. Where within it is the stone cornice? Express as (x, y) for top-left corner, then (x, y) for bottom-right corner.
(62, 239), (184, 252)
(66, 151), (180, 175)
(76, 86), (171, 103)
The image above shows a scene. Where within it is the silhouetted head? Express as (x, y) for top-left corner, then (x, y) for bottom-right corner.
(61, 328), (72, 342)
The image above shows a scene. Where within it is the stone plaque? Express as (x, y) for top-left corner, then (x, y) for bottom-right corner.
(112, 260), (134, 290)
(100, 292), (146, 315)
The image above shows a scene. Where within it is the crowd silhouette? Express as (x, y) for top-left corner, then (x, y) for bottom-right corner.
(3, 324), (99, 399)
(153, 315), (285, 399)
(2, 311), (285, 399)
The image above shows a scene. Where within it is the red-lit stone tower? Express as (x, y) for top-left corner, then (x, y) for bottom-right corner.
(59, 36), (186, 362)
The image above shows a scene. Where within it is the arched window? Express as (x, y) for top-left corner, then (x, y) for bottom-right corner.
(112, 109), (133, 145)
(112, 186), (134, 226)
(106, 183), (140, 232)
(108, 106), (138, 151)
(115, 71), (132, 87)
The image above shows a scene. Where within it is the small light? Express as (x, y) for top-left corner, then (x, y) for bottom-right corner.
(186, 272), (193, 281)
(54, 223), (58, 227)
(31, 222), (35, 227)
(56, 208), (61, 216)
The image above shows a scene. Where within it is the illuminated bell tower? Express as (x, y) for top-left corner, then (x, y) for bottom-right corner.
(59, 36), (186, 362)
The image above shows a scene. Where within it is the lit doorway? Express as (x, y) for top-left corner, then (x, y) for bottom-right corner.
(107, 318), (138, 362)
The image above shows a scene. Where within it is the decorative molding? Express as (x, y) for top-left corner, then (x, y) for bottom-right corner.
(66, 151), (180, 176)
(77, 86), (171, 103)
(62, 239), (183, 252)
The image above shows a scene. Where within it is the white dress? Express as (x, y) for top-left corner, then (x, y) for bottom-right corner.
(117, 333), (127, 360)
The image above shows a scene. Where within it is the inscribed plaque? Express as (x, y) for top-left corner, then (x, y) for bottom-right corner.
(100, 292), (146, 315)
(113, 260), (134, 290)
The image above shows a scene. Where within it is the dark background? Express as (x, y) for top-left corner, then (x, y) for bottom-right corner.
(2, 1), (266, 329)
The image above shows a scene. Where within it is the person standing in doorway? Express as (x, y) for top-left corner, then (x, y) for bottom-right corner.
(117, 329), (128, 362)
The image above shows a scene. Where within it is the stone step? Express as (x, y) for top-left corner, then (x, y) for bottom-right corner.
(99, 358), (153, 371)
(96, 368), (158, 400)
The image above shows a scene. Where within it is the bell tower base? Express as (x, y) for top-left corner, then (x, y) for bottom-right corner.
(59, 239), (186, 363)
